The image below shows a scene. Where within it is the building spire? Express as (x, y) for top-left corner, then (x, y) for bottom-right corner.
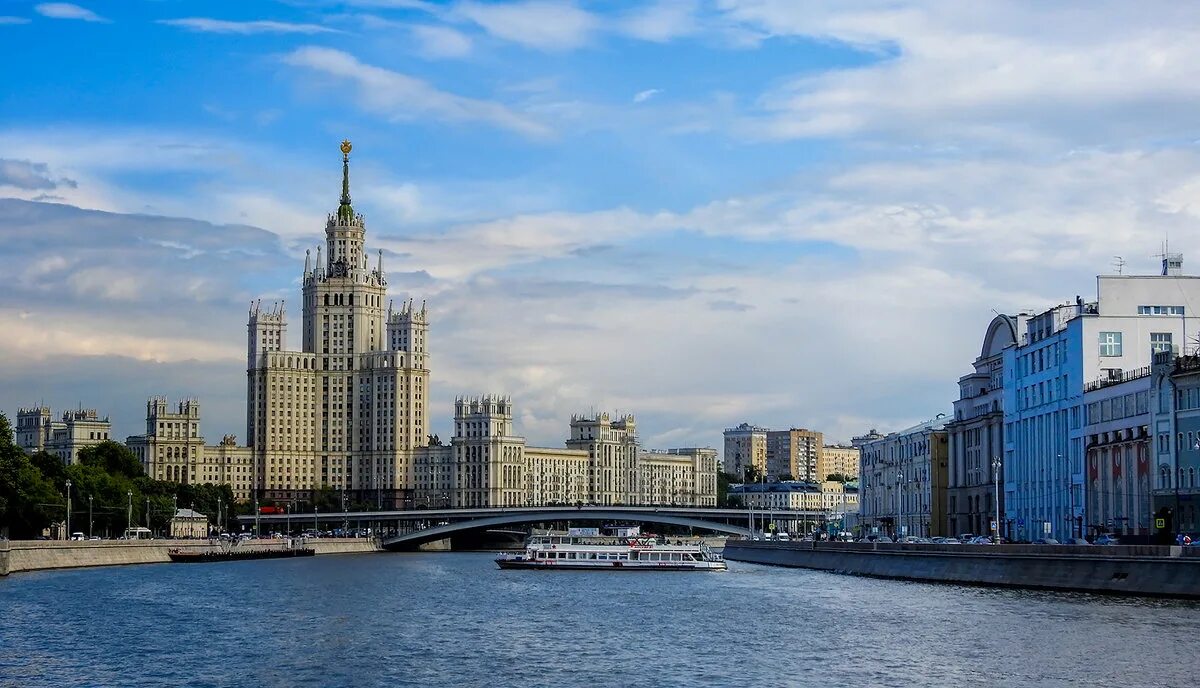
(337, 139), (353, 224)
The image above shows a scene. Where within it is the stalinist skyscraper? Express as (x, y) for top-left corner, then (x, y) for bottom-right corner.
(246, 140), (429, 506)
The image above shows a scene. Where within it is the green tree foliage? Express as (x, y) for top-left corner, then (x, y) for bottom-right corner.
(825, 473), (849, 483)
(78, 441), (144, 478)
(0, 413), (66, 538)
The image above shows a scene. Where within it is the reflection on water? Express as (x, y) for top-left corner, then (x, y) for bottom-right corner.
(1, 553), (1197, 687)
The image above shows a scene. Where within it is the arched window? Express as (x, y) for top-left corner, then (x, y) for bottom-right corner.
(324, 294), (329, 306)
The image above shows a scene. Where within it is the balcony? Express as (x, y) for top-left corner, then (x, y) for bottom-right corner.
(1084, 365), (1150, 393)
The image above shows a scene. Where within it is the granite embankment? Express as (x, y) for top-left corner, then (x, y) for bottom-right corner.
(0, 538), (381, 576)
(725, 540), (1200, 598)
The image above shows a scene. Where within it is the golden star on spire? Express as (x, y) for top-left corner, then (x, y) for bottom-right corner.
(340, 139), (353, 155)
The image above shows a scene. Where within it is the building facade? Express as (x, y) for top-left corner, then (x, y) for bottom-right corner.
(126, 397), (255, 501)
(1003, 260), (1200, 541)
(859, 416), (950, 538)
(15, 406), (112, 464)
(765, 428), (822, 482)
(1149, 352), (1200, 535)
(946, 314), (1023, 538)
(1082, 372), (1151, 538)
(723, 423), (767, 477)
(245, 141), (429, 506)
(821, 445), (860, 480)
(637, 448), (719, 507)
(728, 480), (859, 535)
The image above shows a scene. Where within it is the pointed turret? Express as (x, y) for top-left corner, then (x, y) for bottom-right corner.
(337, 139), (354, 225)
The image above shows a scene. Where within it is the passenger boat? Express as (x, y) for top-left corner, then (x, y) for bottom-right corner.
(495, 532), (726, 571)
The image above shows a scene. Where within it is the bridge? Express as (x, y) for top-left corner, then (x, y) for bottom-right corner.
(237, 506), (832, 550)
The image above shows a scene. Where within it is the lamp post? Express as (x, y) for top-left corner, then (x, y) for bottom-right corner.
(992, 456), (1002, 543)
(126, 490), (133, 534)
(172, 495), (178, 539)
(65, 479), (72, 539)
(88, 495), (93, 539)
(895, 472), (903, 539)
(144, 496), (150, 534)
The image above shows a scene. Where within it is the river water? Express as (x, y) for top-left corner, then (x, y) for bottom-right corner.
(1, 552), (1196, 687)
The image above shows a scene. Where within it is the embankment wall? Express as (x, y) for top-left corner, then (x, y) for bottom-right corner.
(0, 537), (381, 576)
(724, 540), (1200, 598)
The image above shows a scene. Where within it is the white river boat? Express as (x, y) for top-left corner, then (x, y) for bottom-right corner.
(495, 533), (726, 571)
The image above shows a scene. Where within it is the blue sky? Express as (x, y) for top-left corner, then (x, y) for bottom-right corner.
(4, 1), (1200, 450)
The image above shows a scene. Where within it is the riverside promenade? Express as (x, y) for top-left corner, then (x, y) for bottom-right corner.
(0, 538), (380, 576)
(725, 539), (1200, 598)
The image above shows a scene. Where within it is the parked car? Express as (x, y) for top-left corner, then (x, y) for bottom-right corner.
(967, 536), (993, 545)
(958, 533), (977, 543)
(1093, 534), (1119, 545)
(1033, 537), (1060, 545)
(1063, 537), (1091, 545)
(69, 532), (86, 541)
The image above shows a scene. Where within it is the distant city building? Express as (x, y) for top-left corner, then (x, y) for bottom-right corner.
(765, 428), (822, 482)
(723, 423), (767, 477)
(946, 314), (1025, 538)
(126, 397), (254, 501)
(821, 445), (860, 480)
(859, 415), (949, 538)
(15, 406), (112, 464)
(1149, 352), (1200, 535)
(1003, 257), (1200, 541)
(411, 396), (716, 509)
(727, 480), (858, 534)
(851, 428), (884, 450)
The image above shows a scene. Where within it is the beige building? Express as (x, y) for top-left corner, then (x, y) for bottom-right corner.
(638, 448), (718, 507)
(859, 416), (950, 538)
(169, 508), (209, 538)
(822, 445), (860, 480)
(411, 397), (716, 508)
(245, 141), (429, 506)
(766, 428), (823, 482)
(15, 406), (113, 464)
(724, 422), (767, 477)
(126, 398), (255, 501)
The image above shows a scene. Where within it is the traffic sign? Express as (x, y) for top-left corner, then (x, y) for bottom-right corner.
(1156, 518), (1166, 529)
(1017, 518), (1024, 527)
(768, 522), (776, 531)
(990, 520), (998, 531)
(1043, 522), (1052, 534)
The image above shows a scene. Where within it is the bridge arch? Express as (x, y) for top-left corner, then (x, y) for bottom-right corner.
(381, 509), (750, 550)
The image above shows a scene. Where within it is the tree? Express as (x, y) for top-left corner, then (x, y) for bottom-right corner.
(826, 473), (850, 483)
(78, 441), (143, 478)
(0, 413), (65, 538)
(741, 465), (764, 483)
(778, 473), (795, 482)
(717, 471), (738, 507)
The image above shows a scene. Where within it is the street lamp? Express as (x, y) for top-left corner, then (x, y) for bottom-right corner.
(126, 490), (133, 534)
(992, 456), (1002, 543)
(145, 496), (150, 533)
(88, 495), (93, 539)
(895, 472), (903, 539)
(65, 479), (72, 539)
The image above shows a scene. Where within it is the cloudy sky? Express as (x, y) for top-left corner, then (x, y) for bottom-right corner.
(3, 1), (1200, 451)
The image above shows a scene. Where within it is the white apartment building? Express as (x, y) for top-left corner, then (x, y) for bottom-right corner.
(1003, 255), (1200, 541)
(15, 406), (112, 464)
(638, 448), (719, 507)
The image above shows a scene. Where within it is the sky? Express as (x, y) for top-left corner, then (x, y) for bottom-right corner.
(4, 1), (1200, 451)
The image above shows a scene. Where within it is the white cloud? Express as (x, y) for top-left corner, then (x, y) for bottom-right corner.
(455, 0), (598, 51)
(0, 16), (30, 24)
(632, 89), (661, 103)
(158, 18), (339, 35)
(33, 3), (106, 22)
(282, 46), (552, 138)
(619, 0), (701, 42)
(410, 24), (472, 59)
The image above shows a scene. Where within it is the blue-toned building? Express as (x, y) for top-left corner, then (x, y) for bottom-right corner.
(1149, 352), (1200, 535)
(1004, 257), (1200, 541)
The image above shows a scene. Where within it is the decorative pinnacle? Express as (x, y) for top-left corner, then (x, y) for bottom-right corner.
(337, 139), (353, 222)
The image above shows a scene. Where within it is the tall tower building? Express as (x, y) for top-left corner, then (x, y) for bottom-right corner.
(567, 413), (639, 505)
(246, 140), (429, 505)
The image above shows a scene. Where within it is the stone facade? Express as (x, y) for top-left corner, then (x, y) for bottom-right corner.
(245, 142), (428, 506)
(126, 398), (255, 501)
(15, 407), (112, 464)
(859, 416), (950, 538)
(946, 314), (1022, 538)
(1149, 352), (1200, 535)
(637, 448), (719, 507)
(723, 422), (767, 477)
(1083, 372), (1152, 538)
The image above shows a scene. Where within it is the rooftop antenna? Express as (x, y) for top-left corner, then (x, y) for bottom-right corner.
(1112, 256), (1125, 275)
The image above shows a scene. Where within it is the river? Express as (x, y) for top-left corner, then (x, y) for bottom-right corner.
(1, 552), (1196, 687)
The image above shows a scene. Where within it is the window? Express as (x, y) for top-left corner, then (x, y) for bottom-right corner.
(1099, 332), (1122, 357)
(1151, 332), (1173, 354)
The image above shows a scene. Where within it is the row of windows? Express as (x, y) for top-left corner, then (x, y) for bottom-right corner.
(1098, 331), (1173, 358)
(1137, 305), (1185, 316)
(1085, 391), (1149, 425)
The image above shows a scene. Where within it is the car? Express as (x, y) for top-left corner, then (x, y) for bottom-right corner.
(1063, 537), (1091, 546)
(1093, 534), (1120, 545)
(88, 536), (101, 541)
(70, 532), (86, 541)
(957, 533), (978, 543)
(1033, 537), (1060, 545)
(967, 536), (993, 545)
